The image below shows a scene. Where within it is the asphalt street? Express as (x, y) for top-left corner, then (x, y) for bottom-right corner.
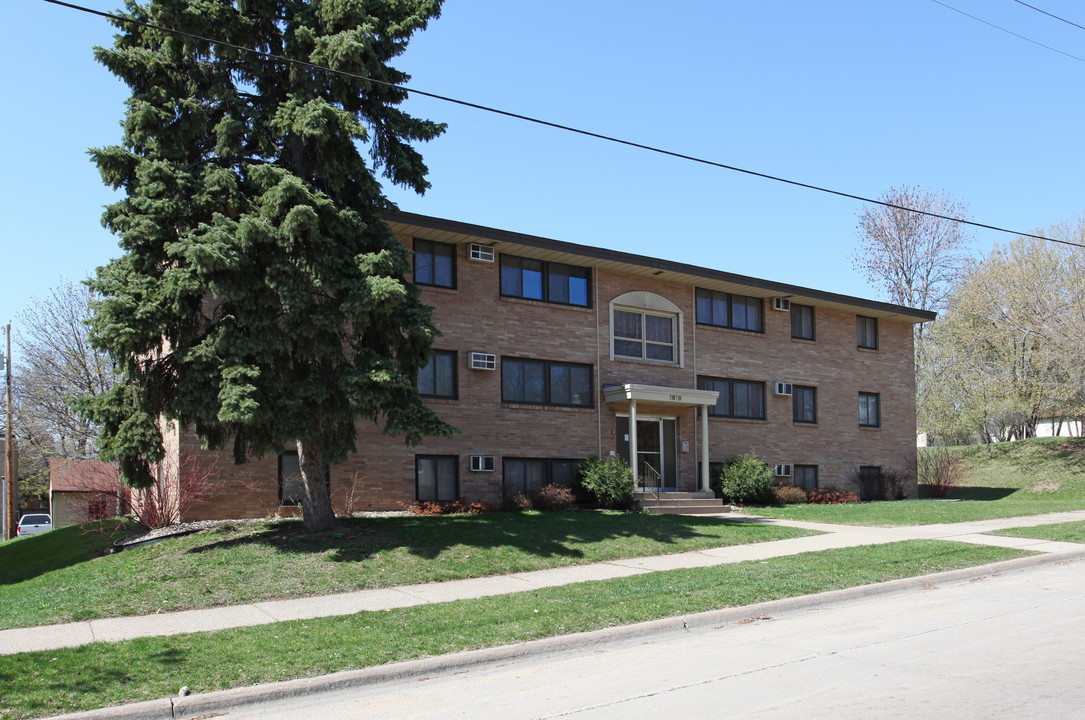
(205, 557), (1085, 720)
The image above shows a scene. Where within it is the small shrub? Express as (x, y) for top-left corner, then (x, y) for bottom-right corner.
(808, 488), (860, 504)
(403, 500), (488, 515)
(918, 448), (965, 499)
(577, 456), (634, 509)
(532, 484), (576, 511)
(124, 451), (222, 529)
(879, 467), (910, 500)
(502, 492), (534, 512)
(714, 453), (774, 505)
(855, 466), (910, 501)
(772, 485), (808, 504)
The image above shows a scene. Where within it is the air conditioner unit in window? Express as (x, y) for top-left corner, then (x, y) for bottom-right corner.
(774, 463), (793, 477)
(470, 455), (495, 472)
(468, 243), (495, 263)
(773, 381), (793, 396)
(772, 297), (791, 312)
(468, 352), (496, 370)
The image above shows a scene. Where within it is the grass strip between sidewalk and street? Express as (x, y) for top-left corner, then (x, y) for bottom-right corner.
(0, 540), (1030, 719)
(991, 521), (1085, 543)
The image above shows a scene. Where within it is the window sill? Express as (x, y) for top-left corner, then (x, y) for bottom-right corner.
(502, 403), (595, 413)
(421, 397), (458, 405)
(791, 337), (816, 344)
(707, 416), (768, 424)
(859, 425), (882, 431)
(417, 284), (458, 295)
(793, 422), (819, 428)
(500, 296), (593, 312)
(696, 323), (765, 337)
(857, 346), (879, 353)
(611, 355), (681, 368)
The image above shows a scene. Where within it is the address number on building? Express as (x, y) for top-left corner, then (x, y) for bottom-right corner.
(669, 394), (682, 401)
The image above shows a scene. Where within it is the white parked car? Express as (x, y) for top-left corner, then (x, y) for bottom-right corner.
(16, 514), (52, 537)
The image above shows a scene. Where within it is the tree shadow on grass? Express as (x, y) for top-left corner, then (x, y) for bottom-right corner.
(942, 486), (1019, 501)
(0, 520), (137, 586)
(184, 512), (758, 565)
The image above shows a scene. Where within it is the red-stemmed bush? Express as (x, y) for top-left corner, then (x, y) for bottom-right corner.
(918, 449), (966, 499)
(807, 488), (860, 504)
(531, 484), (577, 511)
(772, 486), (808, 504)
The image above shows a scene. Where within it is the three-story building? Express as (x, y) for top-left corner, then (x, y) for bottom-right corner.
(176, 211), (934, 518)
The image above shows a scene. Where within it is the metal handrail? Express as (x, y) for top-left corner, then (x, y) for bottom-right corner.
(640, 460), (662, 502)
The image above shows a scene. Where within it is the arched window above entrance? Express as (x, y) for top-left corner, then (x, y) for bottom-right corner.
(609, 291), (683, 366)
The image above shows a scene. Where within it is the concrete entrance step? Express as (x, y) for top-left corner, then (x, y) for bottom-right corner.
(635, 491), (716, 500)
(643, 504), (731, 515)
(634, 491), (730, 515)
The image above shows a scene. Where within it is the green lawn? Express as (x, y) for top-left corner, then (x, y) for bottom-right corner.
(744, 437), (1085, 526)
(0, 511), (815, 630)
(0, 540), (1027, 719)
(992, 521), (1085, 543)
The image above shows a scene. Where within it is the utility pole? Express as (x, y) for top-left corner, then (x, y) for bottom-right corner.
(5, 324), (14, 540)
(0, 337), (6, 541)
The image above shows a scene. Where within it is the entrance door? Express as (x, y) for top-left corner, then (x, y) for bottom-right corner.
(616, 416), (677, 489)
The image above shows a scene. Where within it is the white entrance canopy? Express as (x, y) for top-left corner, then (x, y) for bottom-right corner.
(603, 383), (719, 407)
(602, 384), (719, 491)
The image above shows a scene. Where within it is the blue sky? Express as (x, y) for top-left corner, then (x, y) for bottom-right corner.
(3, 0), (1084, 353)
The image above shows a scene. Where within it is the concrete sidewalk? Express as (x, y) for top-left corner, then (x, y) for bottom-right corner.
(5, 510), (1085, 656)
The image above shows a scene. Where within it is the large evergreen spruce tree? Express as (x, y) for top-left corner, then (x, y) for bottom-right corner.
(82, 0), (453, 532)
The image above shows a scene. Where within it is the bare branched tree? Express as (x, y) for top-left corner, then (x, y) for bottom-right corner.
(916, 225), (1085, 451)
(13, 280), (118, 499)
(853, 187), (974, 316)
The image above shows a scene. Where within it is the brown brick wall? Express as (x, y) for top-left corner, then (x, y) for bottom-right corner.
(182, 234), (920, 520)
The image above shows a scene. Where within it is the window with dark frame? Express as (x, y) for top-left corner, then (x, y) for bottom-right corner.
(698, 461), (726, 484)
(413, 239), (456, 289)
(613, 309), (676, 362)
(417, 349), (457, 399)
(792, 385), (817, 424)
(859, 392), (881, 427)
(791, 303), (815, 340)
(695, 288), (764, 332)
(278, 451), (330, 506)
(697, 376), (766, 419)
(416, 455), (459, 502)
(500, 254), (590, 307)
(502, 357), (593, 407)
(858, 465), (882, 501)
(793, 465), (818, 492)
(857, 315), (878, 349)
(503, 458), (581, 498)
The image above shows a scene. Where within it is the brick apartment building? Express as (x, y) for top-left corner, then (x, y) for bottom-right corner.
(176, 211), (935, 520)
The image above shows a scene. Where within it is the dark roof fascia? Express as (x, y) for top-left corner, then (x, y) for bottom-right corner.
(382, 210), (938, 323)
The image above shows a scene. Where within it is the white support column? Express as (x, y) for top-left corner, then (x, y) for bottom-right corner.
(700, 404), (710, 491)
(629, 399), (638, 488)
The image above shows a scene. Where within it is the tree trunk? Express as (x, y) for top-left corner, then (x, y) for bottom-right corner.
(296, 439), (338, 533)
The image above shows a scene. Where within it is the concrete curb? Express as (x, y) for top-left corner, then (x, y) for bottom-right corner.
(44, 548), (1085, 720)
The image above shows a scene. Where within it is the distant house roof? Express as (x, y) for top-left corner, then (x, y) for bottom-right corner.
(383, 211), (938, 324)
(49, 458), (119, 493)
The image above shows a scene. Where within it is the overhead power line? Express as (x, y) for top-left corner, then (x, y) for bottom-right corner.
(1012, 0), (1085, 33)
(44, 0), (1085, 250)
(930, 0), (1085, 65)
